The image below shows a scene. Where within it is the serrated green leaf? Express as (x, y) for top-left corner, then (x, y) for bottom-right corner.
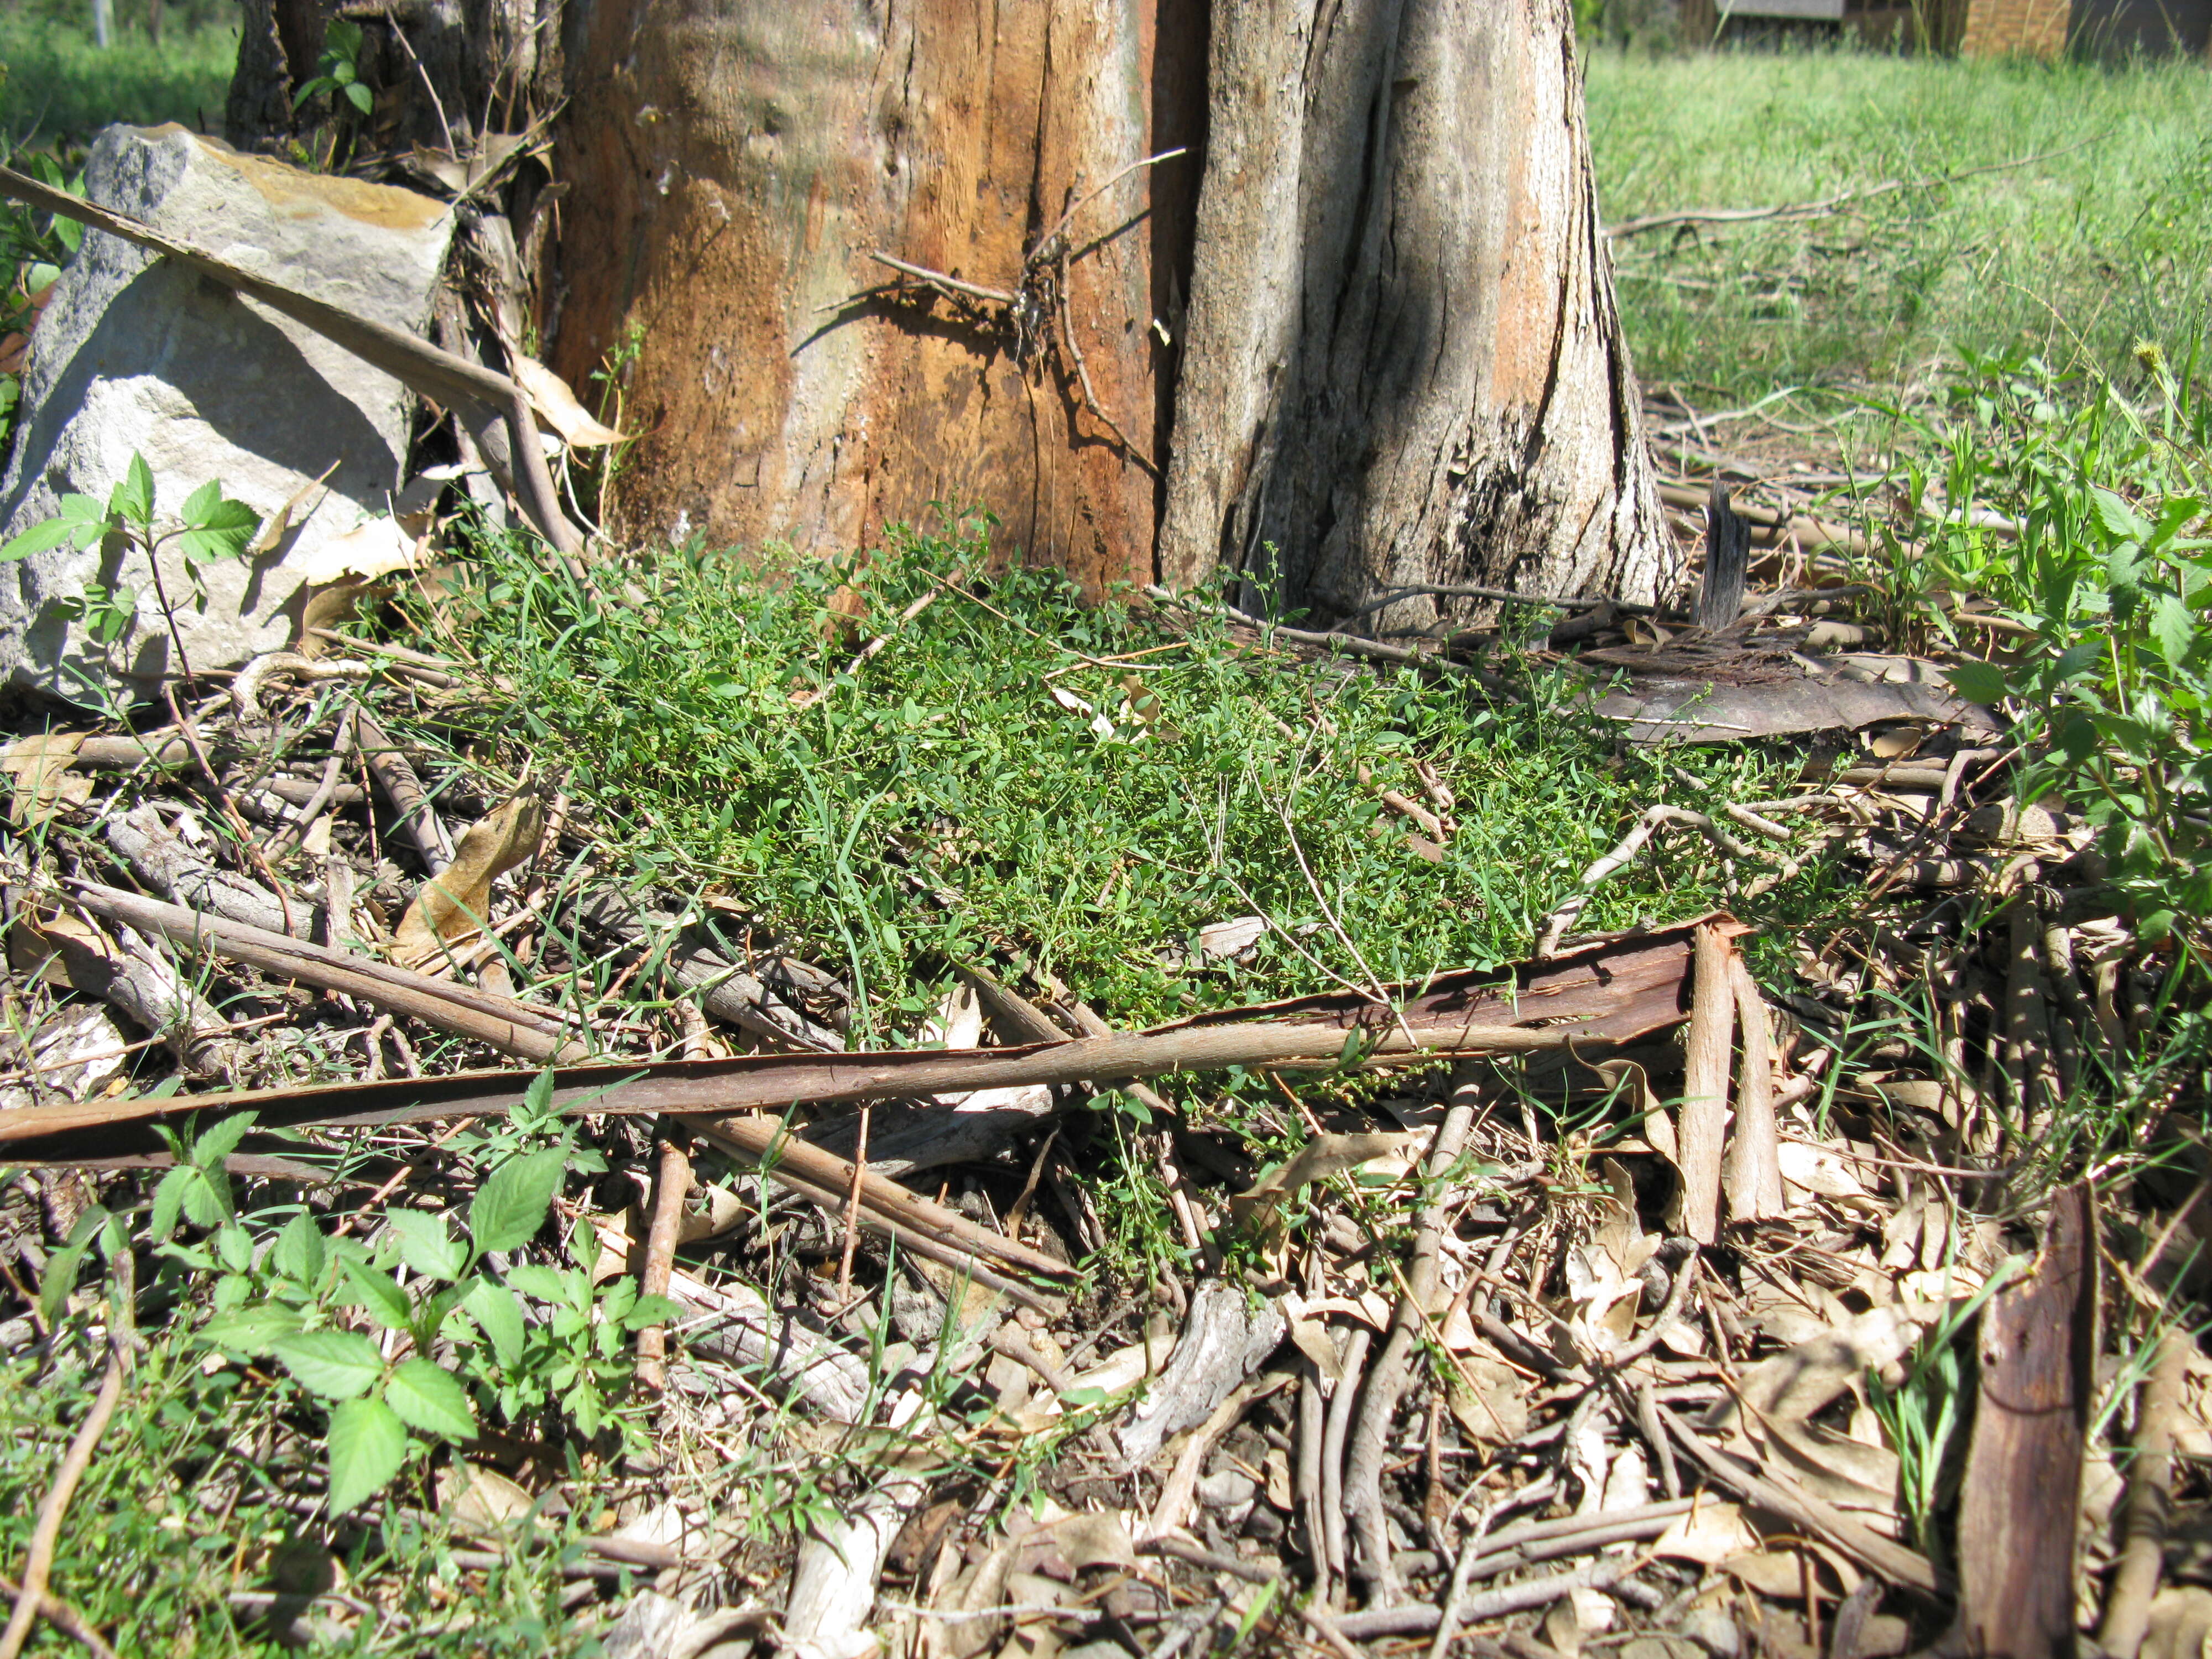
(383, 1209), (468, 1281)
(36, 1208), (103, 1329)
(621, 1293), (685, 1333)
(150, 1164), (192, 1241)
(199, 1303), (306, 1357)
(384, 1359), (477, 1441)
(325, 1396), (408, 1514)
(2093, 487), (2151, 545)
(503, 1262), (569, 1303)
(215, 1223), (254, 1274)
(468, 1149), (565, 1255)
(176, 497), (259, 564)
(180, 479), (221, 524)
(178, 1167), (230, 1230)
(192, 1109), (260, 1170)
(273, 1329), (385, 1400)
(112, 453), (154, 528)
(462, 1279), (527, 1369)
(0, 516), (85, 562)
(1947, 661), (2010, 706)
(341, 1259), (414, 1332)
(2149, 594), (2197, 666)
(271, 1211), (327, 1286)
(596, 1277), (636, 1324)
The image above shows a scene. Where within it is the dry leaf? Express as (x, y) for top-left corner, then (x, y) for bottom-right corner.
(1777, 1140), (1867, 1201)
(2141, 1587), (2212, 1659)
(1047, 1511), (1134, 1572)
(1723, 1546), (1850, 1600)
(391, 793), (544, 971)
(510, 352), (626, 446)
(1196, 916), (1266, 960)
(247, 462), (338, 556)
(1652, 1501), (1764, 1565)
(441, 1462), (539, 1533)
(1228, 1131), (1419, 1237)
(289, 514), (418, 586)
(1442, 1347), (1530, 1446)
(2, 732), (91, 826)
(8, 905), (114, 987)
(1281, 1291), (1347, 1386)
(1048, 684), (1119, 742)
(1711, 1303), (1928, 1436)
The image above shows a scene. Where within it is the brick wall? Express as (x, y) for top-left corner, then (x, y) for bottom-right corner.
(1958, 0), (2072, 55)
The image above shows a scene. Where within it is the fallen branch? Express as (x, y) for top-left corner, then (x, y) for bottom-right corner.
(2099, 1330), (2192, 1659)
(61, 880), (590, 1064)
(0, 917), (1708, 1162)
(1604, 134), (2111, 239)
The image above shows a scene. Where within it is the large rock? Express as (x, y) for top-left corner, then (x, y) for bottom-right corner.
(0, 125), (452, 705)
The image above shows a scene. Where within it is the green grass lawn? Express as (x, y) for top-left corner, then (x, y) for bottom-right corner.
(0, 7), (237, 144)
(1586, 46), (2212, 403)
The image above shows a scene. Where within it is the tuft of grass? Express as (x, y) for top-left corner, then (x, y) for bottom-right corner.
(0, 11), (237, 144)
(1586, 46), (2212, 403)
(400, 519), (1833, 1047)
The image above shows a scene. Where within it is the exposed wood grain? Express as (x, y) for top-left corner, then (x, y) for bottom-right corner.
(1161, 0), (1670, 617)
(1677, 923), (1735, 1243)
(1957, 1183), (2096, 1659)
(1724, 957), (1785, 1222)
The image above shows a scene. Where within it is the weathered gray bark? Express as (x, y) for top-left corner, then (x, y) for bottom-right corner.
(1160, 0), (1673, 617)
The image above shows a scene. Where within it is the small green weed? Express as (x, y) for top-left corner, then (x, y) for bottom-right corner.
(1853, 347), (2212, 948)
(0, 449), (262, 696)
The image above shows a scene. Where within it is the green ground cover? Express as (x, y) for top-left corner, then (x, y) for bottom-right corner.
(1586, 46), (2212, 403)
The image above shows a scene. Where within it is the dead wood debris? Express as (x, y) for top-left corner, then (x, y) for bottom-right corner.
(0, 530), (2204, 1659)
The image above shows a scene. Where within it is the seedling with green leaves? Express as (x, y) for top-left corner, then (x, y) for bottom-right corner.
(0, 451), (260, 681)
(136, 1084), (677, 1515)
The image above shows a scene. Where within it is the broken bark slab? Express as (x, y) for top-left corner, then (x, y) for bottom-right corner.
(1957, 1182), (2097, 1659)
(0, 128), (453, 700)
(1117, 1277), (1289, 1470)
(1592, 656), (2001, 745)
(106, 804), (306, 938)
(1676, 923), (1736, 1244)
(1697, 482), (1752, 632)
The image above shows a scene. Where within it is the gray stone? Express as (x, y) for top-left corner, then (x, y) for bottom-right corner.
(1676, 1607), (1743, 1659)
(0, 124), (452, 706)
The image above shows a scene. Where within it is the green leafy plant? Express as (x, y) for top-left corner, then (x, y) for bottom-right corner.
(1874, 348), (2212, 946)
(150, 1087), (675, 1514)
(293, 18), (372, 116)
(0, 451), (260, 679)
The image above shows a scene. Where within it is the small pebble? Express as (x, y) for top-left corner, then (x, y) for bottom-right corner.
(1196, 1469), (1256, 1511)
(1678, 1607), (1742, 1659)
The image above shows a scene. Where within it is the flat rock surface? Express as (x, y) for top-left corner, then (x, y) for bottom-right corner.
(0, 124), (451, 705)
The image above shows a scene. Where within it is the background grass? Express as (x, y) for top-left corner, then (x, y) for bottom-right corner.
(1585, 46), (2212, 404)
(0, 1), (236, 145)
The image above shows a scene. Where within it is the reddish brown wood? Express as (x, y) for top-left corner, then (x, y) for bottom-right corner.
(548, 2), (1177, 596)
(1957, 1183), (2098, 1659)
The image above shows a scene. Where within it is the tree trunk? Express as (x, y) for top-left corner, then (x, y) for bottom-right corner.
(545, 2), (1197, 596)
(1161, 0), (1673, 618)
(229, 1), (1670, 614)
